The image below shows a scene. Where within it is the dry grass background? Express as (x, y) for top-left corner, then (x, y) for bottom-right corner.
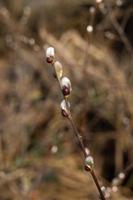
(0, 0), (133, 199)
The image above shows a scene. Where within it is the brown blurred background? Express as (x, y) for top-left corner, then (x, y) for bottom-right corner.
(0, 0), (133, 199)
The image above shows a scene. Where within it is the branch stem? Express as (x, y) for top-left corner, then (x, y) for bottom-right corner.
(68, 115), (106, 200)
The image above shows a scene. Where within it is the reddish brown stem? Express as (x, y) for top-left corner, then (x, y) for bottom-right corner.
(67, 115), (106, 200)
(91, 170), (106, 200)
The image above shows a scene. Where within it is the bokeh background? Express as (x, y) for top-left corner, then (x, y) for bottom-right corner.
(0, 0), (133, 199)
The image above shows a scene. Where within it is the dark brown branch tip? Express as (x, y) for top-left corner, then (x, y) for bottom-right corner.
(84, 164), (92, 172)
(46, 57), (54, 64)
(61, 109), (69, 118)
(62, 86), (70, 96)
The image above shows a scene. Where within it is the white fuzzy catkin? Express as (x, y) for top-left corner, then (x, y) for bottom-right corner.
(87, 25), (93, 33)
(60, 100), (70, 112)
(118, 172), (125, 180)
(96, 0), (103, 3)
(61, 77), (72, 91)
(46, 47), (55, 59)
(85, 156), (94, 168)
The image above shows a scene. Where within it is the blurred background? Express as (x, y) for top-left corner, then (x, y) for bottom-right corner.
(0, 0), (133, 199)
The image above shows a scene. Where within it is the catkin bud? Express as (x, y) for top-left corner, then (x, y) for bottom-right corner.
(101, 186), (106, 193)
(85, 156), (94, 170)
(87, 25), (93, 33)
(118, 172), (125, 180)
(54, 61), (63, 79)
(89, 6), (96, 14)
(61, 77), (72, 97)
(60, 100), (70, 117)
(46, 47), (55, 63)
(96, 0), (103, 3)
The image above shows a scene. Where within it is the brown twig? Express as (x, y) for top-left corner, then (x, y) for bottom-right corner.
(106, 1), (133, 54)
(68, 115), (106, 200)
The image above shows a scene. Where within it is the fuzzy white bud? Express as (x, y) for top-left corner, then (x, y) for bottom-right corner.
(46, 47), (55, 63)
(85, 156), (94, 169)
(101, 186), (106, 192)
(60, 77), (72, 96)
(54, 61), (63, 79)
(116, 0), (123, 6)
(87, 25), (93, 33)
(118, 172), (125, 180)
(60, 100), (70, 117)
(85, 148), (90, 156)
(112, 186), (118, 193)
(96, 0), (103, 3)
(89, 6), (96, 14)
